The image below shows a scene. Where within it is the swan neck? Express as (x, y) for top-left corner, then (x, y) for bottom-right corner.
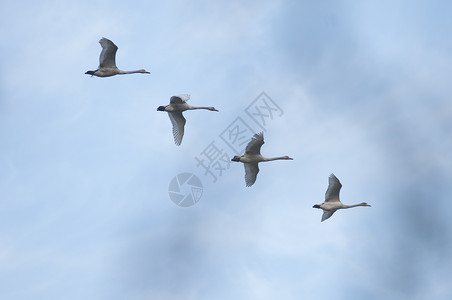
(343, 203), (366, 209)
(188, 106), (210, 110)
(263, 156), (290, 161)
(118, 69), (149, 74)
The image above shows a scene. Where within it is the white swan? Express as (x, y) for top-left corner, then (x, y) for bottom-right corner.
(313, 173), (371, 222)
(85, 38), (150, 77)
(157, 94), (219, 146)
(231, 132), (293, 187)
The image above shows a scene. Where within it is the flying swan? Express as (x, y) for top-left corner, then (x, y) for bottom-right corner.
(157, 94), (218, 146)
(85, 38), (150, 77)
(313, 173), (371, 222)
(231, 132), (293, 187)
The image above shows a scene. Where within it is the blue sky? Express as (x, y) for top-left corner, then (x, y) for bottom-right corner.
(1, 1), (452, 299)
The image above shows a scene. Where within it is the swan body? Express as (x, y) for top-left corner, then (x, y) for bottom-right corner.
(313, 173), (371, 222)
(231, 132), (293, 187)
(85, 38), (150, 77)
(157, 94), (218, 146)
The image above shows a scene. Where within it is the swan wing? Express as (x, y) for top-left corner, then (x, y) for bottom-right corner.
(245, 132), (264, 155)
(99, 38), (118, 68)
(325, 173), (342, 202)
(168, 112), (186, 146)
(170, 94), (190, 104)
(244, 162), (259, 187)
(321, 210), (335, 222)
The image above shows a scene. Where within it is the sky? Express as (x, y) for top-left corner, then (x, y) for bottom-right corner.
(1, 0), (452, 299)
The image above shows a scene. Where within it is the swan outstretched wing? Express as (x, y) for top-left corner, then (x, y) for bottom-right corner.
(168, 112), (186, 146)
(170, 94), (190, 104)
(321, 210), (335, 222)
(244, 162), (259, 187)
(99, 38), (118, 68)
(245, 132), (264, 155)
(325, 173), (342, 202)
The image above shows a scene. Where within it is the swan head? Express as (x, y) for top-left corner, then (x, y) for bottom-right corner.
(312, 204), (321, 209)
(157, 106), (166, 111)
(209, 107), (219, 112)
(231, 155), (241, 162)
(361, 202), (371, 207)
(283, 156), (293, 160)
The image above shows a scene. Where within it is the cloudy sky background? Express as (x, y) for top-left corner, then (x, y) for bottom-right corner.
(1, 0), (452, 299)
